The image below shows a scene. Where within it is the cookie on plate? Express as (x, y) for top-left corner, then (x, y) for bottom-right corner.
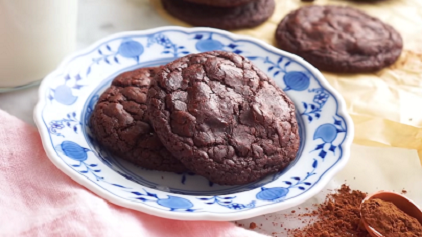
(161, 0), (275, 30)
(275, 5), (403, 73)
(147, 51), (300, 185)
(183, 0), (255, 7)
(89, 67), (187, 173)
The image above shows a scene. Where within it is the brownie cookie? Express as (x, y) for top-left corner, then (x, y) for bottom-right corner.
(162, 0), (275, 30)
(183, 0), (255, 7)
(148, 51), (300, 185)
(349, 0), (386, 2)
(275, 5), (403, 73)
(90, 67), (187, 172)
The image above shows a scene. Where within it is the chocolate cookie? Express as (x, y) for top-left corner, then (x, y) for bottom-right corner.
(183, 0), (255, 7)
(162, 0), (275, 30)
(275, 5), (403, 73)
(89, 67), (187, 172)
(148, 51), (300, 185)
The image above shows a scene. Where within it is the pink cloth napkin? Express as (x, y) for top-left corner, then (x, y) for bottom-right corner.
(0, 110), (267, 237)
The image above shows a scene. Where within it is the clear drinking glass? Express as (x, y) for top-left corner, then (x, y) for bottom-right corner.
(0, 0), (78, 92)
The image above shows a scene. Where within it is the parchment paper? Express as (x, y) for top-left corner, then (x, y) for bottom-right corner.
(150, 0), (422, 163)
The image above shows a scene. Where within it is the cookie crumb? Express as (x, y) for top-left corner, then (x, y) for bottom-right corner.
(249, 222), (257, 229)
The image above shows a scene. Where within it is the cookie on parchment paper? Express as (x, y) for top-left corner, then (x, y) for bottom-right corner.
(161, 0), (275, 30)
(275, 5), (403, 73)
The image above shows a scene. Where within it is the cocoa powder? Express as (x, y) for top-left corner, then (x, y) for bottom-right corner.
(361, 198), (422, 237)
(289, 185), (371, 237)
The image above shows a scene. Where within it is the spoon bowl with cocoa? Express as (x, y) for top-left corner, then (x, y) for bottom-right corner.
(360, 191), (422, 237)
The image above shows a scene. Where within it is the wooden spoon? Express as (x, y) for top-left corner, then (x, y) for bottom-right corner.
(360, 191), (422, 237)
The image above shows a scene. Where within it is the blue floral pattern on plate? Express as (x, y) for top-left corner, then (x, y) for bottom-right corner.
(34, 27), (353, 221)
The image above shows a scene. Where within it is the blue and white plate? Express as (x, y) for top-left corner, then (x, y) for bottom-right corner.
(34, 26), (353, 221)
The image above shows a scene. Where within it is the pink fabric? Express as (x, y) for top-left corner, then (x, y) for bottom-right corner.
(0, 110), (267, 237)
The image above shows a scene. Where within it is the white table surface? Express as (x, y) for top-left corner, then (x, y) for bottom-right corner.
(0, 0), (169, 126)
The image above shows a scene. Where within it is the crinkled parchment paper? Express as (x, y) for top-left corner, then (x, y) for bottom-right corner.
(150, 0), (422, 163)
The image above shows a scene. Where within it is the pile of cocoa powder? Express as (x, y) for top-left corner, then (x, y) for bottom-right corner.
(284, 185), (422, 237)
(244, 185), (422, 236)
(288, 184), (371, 237)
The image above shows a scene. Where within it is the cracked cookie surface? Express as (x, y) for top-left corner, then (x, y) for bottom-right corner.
(275, 5), (403, 73)
(89, 67), (187, 172)
(161, 0), (275, 30)
(148, 51), (300, 185)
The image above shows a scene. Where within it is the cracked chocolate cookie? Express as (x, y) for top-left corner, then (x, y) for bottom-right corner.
(89, 67), (187, 172)
(161, 0), (275, 30)
(275, 5), (403, 73)
(148, 51), (300, 185)
(183, 0), (255, 7)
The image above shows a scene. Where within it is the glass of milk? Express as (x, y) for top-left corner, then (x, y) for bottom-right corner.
(0, 0), (78, 92)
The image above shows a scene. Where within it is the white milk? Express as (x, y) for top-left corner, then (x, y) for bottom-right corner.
(0, 0), (78, 89)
